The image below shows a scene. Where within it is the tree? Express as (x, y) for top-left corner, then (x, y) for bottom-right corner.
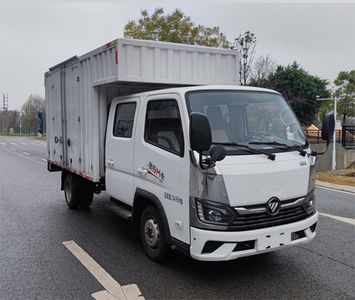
(124, 8), (230, 48)
(334, 70), (355, 124)
(21, 95), (45, 134)
(249, 54), (276, 87)
(233, 31), (256, 85)
(264, 62), (330, 126)
(0, 110), (21, 134)
(8, 110), (20, 132)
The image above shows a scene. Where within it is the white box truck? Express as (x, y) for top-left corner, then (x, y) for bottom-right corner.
(46, 39), (334, 261)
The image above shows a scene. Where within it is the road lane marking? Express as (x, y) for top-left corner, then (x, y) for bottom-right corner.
(92, 290), (118, 300)
(319, 212), (355, 226)
(20, 142), (28, 145)
(93, 286), (143, 300)
(0, 145), (45, 165)
(22, 152), (30, 156)
(317, 185), (355, 196)
(30, 142), (45, 146)
(41, 158), (47, 162)
(10, 142), (18, 145)
(63, 240), (144, 300)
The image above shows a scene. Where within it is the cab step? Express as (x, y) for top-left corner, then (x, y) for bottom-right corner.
(106, 199), (132, 221)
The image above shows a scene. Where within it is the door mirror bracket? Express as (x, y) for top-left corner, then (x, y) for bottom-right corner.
(200, 146), (226, 169)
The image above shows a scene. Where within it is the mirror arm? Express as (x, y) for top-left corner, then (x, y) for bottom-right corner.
(199, 152), (207, 169)
(199, 152), (215, 169)
(314, 140), (330, 156)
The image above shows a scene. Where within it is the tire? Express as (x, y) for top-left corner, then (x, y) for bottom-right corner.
(64, 173), (93, 209)
(79, 182), (93, 208)
(140, 206), (168, 262)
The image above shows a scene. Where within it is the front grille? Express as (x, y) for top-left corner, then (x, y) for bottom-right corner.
(229, 204), (314, 231)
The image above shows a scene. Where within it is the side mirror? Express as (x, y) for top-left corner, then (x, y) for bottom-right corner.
(314, 111), (335, 156)
(321, 112), (335, 143)
(190, 113), (211, 152)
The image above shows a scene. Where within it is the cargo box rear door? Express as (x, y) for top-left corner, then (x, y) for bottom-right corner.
(47, 60), (80, 170)
(47, 69), (65, 166)
(64, 63), (81, 172)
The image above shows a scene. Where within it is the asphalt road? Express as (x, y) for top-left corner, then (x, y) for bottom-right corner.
(0, 136), (354, 300)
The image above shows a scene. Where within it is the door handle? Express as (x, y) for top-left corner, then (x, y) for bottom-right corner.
(137, 168), (147, 176)
(107, 159), (114, 167)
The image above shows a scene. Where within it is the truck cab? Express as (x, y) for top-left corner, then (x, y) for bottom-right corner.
(104, 85), (318, 261)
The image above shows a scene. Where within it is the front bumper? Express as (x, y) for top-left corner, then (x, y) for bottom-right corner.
(190, 211), (318, 261)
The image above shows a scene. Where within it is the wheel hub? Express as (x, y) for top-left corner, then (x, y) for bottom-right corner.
(144, 218), (160, 248)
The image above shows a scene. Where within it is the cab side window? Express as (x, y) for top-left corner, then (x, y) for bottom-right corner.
(113, 102), (136, 138)
(144, 100), (184, 157)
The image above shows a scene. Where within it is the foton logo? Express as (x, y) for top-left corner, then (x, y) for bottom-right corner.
(145, 162), (165, 183)
(266, 197), (281, 216)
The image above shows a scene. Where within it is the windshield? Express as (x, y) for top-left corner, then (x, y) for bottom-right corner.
(186, 90), (307, 154)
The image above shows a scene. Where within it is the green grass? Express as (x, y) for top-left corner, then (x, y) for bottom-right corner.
(0, 133), (46, 137)
(0, 133), (34, 136)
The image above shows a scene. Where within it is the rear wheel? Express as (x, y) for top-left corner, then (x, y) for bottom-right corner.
(140, 206), (167, 262)
(64, 173), (93, 209)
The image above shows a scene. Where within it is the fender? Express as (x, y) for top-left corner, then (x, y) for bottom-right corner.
(133, 188), (172, 245)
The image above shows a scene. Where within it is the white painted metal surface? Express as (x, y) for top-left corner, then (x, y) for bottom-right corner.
(132, 93), (191, 244)
(105, 97), (140, 205)
(45, 39), (239, 182)
(216, 152), (309, 206)
(116, 39), (238, 85)
(190, 213), (318, 261)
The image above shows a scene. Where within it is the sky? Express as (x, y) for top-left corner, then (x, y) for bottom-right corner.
(0, 0), (354, 110)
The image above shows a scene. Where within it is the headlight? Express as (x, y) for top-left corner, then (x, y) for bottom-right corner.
(303, 190), (316, 212)
(196, 199), (235, 225)
(308, 164), (316, 193)
(307, 152), (316, 193)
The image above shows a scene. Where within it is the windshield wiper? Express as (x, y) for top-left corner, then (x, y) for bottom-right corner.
(213, 142), (276, 161)
(248, 141), (307, 156)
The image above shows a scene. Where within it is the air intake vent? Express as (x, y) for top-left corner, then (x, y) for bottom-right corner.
(233, 240), (255, 252)
(201, 241), (224, 254)
(291, 230), (306, 241)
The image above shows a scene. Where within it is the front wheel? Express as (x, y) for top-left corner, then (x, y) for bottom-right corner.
(140, 206), (168, 262)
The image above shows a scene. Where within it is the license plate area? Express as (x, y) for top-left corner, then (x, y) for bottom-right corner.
(257, 231), (291, 251)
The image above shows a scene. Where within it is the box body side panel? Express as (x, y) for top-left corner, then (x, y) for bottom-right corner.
(117, 39), (239, 85)
(82, 44), (118, 86)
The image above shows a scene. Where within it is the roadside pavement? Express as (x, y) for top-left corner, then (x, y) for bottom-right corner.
(316, 180), (355, 194)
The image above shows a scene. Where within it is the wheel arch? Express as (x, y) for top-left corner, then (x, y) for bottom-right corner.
(133, 188), (172, 245)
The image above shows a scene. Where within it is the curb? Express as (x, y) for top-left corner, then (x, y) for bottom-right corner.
(316, 180), (355, 194)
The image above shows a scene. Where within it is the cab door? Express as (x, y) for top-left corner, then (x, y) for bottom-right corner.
(105, 98), (139, 205)
(134, 94), (190, 244)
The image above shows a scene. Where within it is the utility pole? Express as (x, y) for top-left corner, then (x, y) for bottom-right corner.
(19, 110), (22, 134)
(1, 94), (8, 134)
(316, 95), (337, 171)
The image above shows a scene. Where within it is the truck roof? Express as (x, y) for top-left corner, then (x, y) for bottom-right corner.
(115, 85), (281, 98)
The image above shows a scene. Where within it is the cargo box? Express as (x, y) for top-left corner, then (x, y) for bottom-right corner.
(45, 38), (239, 182)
